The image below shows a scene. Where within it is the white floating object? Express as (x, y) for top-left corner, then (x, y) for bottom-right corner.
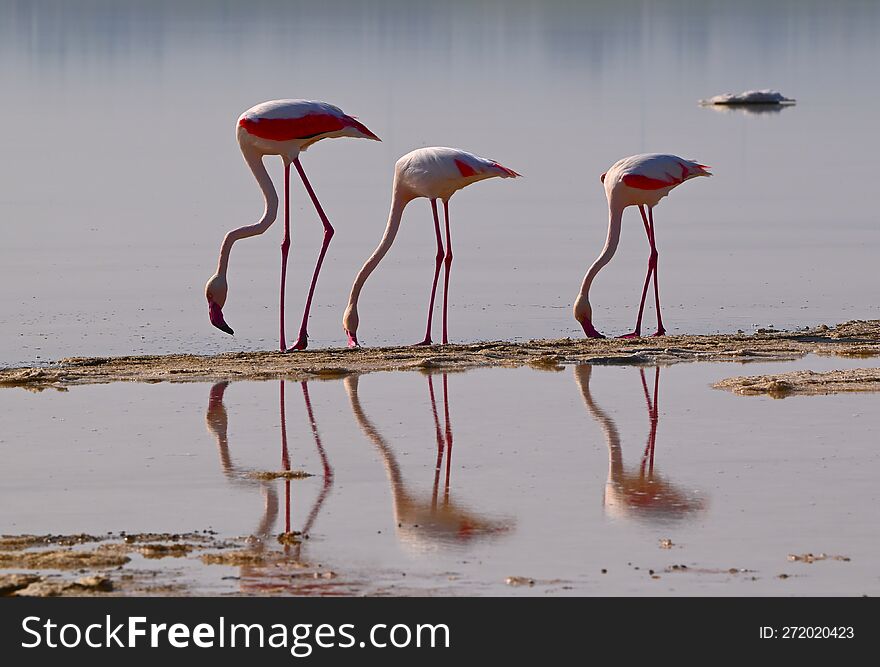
(700, 89), (796, 105)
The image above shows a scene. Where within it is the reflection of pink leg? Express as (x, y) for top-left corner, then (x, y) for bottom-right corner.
(416, 200), (445, 346)
(441, 201), (454, 345)
(648, 207), (665, 336)
(289, 158), (335, 351)
(428, 374), (445, 509)
(638, 367), (660, 476)
(280, 381), (291, 534)
(279, 163), (291, 352)
(300, 381), (333, 538)
(620, 206), (655, 339)
(442, 374), (453, 505)
(648, 366), (659, 473)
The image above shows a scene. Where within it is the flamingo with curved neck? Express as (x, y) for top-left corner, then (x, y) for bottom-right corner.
(342, 146), (519, 347)
(573, 153), (711, 338)
(205, 99), (379, 351)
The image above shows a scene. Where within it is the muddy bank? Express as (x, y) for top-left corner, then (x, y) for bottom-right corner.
(0, 531), (354, 597)
(1, 320), (878, 390)
(714, 367), (880, 397)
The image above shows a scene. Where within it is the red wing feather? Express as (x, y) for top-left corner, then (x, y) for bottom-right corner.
(622, 173), (678, 190)
(454, 159), (478, 177)
(239, 113), (347, 141)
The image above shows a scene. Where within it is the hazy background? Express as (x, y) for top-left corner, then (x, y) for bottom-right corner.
(1, 0), (878, 365)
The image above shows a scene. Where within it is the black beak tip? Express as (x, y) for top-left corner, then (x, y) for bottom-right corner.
(210, 319), (234, 336)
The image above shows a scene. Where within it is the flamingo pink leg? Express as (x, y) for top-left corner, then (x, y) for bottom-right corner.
(416, 200), (445, 346)
(279, 163), (291, 352)
(290, 157), (335, 351)
(620, 205), (659, 339)
(440, 200), (454, 345)
(647, 207), (665, 336)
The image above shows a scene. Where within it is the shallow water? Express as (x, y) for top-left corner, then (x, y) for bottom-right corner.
(3, 357), (878, 595)
(2, 1), (880, 366)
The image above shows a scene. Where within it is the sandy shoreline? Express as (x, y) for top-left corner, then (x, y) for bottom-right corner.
(1, 320), (878, 391)
(713, 367), (880, 397)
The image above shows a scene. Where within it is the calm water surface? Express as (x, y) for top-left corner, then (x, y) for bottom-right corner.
(2, 358), (878, 595)
(1, 1), (879, 365)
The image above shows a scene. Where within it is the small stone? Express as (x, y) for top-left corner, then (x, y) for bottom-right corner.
(505, 576), (535, 587)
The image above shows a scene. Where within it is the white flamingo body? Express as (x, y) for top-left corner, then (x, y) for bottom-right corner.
(343, 147), (519, 347)
(575, 153), (711, 338)
(602, 153), (709, 208)
(396, 147), (519, 200)
(236, 99), (378, 157)
(206, 99), (379, 351)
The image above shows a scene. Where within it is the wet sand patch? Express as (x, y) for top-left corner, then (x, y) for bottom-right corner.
(0, 548), (129, 570)
(714, 368), (880, 397)
(0, 531), (359, 597)
(12, 575), (114, 597)
(248, 470), (313, 481)
(1, 320), (878, 389)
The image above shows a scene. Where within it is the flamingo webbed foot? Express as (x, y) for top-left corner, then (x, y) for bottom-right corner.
(287, 335), (308, 351)
(651, 328), (666, 337)
(413, 338), (433, 347)
(618, 332), (642, 339)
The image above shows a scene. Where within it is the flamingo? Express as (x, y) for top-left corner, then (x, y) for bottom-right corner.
(573, 153), (711, 338)
(205, 99), (380, 351)
(342, 147), (520, 347)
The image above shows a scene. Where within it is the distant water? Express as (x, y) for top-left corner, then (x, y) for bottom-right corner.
(1, 1), (879, 365)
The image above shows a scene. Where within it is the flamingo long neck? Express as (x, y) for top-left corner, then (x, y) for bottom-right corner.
(345, 184), (412, 312)
(216, 147), (280, 276)
(576, 203), (624, 313)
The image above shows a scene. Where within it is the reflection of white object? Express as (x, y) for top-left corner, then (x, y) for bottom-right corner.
(700, 89), (795, 105)
(702, 104), (789, 116)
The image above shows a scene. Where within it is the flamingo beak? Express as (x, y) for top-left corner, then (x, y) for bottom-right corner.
(209, 301), (234, 335)
(344, 329), (360, 348)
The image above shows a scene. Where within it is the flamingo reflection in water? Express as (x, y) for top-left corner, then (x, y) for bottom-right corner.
(205, 380), (338, 593)
(574, 365), (706, 523)
(344, 373), (512, 551)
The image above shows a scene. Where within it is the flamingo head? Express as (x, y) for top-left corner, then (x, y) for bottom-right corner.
(342, 303), (360, 348)
(574, 296), (605, 339)
(205, 274), (233, 335)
